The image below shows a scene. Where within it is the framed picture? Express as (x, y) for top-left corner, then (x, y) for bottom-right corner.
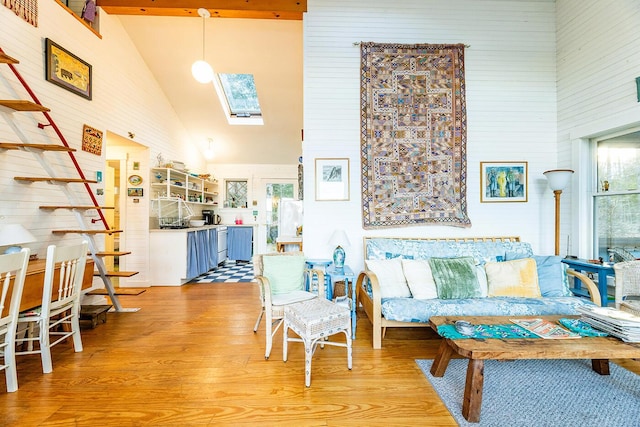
(315, 158), (350, 201)
(128, 175), (143, 186)
(45, 38), (92, 100)
(127, 188), (143, 197)
(480, 161), (528, 203)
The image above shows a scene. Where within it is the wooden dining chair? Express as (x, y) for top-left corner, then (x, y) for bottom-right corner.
(0, 248), (30, 392)
(16, 241), (88, 374)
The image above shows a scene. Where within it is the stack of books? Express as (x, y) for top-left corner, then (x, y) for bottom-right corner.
(577, 306), (640, 342)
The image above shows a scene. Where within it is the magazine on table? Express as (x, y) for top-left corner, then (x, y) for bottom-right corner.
(510, 318), (581, 339)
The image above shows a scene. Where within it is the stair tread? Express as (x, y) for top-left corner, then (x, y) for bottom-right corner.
(94, 251), (132, 256)
(40, 205), (114, 210)
(0, 52), (19, 64)
(52, 229), (123, 235)
(0, 100), (50, 112)
(94, 271), (139, 278)
(0, 142), (75, 151)
(15, 177), (98, 183)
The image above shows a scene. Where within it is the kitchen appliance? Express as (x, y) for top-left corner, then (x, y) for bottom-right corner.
(202, 210), (214, 225)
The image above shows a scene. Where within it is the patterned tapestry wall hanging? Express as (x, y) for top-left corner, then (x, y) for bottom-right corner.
(2, 0), (38, 27)
(360, 42), (471, 229)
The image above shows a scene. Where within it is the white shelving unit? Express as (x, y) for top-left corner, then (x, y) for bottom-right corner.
(151, 167), (218, 206)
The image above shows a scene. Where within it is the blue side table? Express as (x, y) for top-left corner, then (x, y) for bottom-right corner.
(561, 258), (615, 306)
(326, 264), (357, 338)
(305, 258), (332, 299)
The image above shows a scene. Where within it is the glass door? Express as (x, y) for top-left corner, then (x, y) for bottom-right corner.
(264, 181), (296, 253)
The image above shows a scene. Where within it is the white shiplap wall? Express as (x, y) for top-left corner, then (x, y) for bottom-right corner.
(556, 0), (640, 257)
(0, 2), (204, 286)
(303, 0), (559, 271)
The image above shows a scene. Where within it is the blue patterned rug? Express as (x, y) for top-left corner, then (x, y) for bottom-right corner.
(416, 358), (640, 427)
(190, 261), (254, 283)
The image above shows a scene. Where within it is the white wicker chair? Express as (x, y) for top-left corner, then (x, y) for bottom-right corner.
(613, 260), (640, 314)
(253, 251), (325, 360)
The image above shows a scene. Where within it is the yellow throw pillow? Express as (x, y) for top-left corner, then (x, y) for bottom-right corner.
(485, 258), (541, 297)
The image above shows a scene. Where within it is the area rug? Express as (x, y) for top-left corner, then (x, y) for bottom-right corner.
(190, 261), (254, 283)
(416, 358), (640, 427)
(360, 42), (470, 229)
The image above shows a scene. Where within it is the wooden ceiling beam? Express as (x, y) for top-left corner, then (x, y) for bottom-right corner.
(99, 0), (307, 20)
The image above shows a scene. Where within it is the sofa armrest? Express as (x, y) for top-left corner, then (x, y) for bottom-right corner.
(356, 270), (384, 349)
(567, 269), (602, 306)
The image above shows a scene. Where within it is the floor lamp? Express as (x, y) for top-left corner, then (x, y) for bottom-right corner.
(543, 169), (574, 256)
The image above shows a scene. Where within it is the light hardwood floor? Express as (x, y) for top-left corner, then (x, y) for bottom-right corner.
(2, 283), (639, 426)
(0, 283), (451, 426)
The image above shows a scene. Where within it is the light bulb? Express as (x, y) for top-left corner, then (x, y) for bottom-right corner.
(192, 60), (214, 84)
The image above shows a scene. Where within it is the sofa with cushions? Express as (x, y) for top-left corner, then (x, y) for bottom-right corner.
(355, 236), (601, 349)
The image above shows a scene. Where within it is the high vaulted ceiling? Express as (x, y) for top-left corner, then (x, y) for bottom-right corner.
(104, 1), (305, 165)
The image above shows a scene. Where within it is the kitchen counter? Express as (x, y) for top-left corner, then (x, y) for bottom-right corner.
(150, 224), (256, 232)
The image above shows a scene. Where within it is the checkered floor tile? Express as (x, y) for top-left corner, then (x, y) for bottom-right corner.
(191, 261), (254, 283)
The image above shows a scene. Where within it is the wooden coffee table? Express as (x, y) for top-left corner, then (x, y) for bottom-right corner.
(428, 315), (640, 423)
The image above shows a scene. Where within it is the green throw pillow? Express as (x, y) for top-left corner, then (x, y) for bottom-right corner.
(428, 257), (482, 299)
(262, 255), (305, 295)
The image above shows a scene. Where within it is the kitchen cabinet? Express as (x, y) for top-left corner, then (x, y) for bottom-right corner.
(227, 226), (253, 262)
(150, 225), (224, 286)
(151, 167), (218, 206)
(217, 226), (227, 265)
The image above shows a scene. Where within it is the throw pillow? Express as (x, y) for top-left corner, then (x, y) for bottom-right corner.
(401, 259), (438, 299)
(532, 255), (572, 297)
(262, 254), (305, 295)
(365, 258), (412, 298)
(485, 258), (541, 297)
(428, 257), (482, 299)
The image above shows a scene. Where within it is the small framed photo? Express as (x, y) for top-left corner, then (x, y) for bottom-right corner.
(315, 158), (350, 201)
(480, 161), (528, 203)
(127, 188), (143, 197)
(45, 38), (92, 100)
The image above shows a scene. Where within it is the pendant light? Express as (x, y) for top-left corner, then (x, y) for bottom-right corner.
(191, 8), (214, 84)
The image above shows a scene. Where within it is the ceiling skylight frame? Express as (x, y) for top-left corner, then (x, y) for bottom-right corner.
(212, 73), (264, 126)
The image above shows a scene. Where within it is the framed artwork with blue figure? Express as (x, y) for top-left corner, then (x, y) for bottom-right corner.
(480, 161), (528, 203)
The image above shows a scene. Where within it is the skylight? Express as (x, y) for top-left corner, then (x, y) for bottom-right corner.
(214, 73), (264, 125)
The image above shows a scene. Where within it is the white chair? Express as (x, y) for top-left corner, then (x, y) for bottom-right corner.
(0, 248), (30, 392)
(16, 241), (88, 374)
(614, 260), (640, 314)
(253, 251), (324, 359)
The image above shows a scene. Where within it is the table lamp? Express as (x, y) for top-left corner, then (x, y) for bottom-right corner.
(0, 223), (36, 254)
(543, 169), (574, 256)
(328, 229), (351, 271)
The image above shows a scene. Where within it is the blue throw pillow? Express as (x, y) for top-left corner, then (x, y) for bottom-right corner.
(533, 255), (572, 297)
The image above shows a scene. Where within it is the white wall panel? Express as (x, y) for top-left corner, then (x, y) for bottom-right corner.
(556, 0), (640, 257)
(303, 0), (558, 271)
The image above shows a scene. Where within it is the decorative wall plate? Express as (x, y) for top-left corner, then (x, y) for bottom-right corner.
(128, 174), (143, 185)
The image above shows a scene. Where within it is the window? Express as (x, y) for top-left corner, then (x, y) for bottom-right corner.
(593, 133), (640, 261)
(213, 74), (264, 125)
(225, 180), (248, 208)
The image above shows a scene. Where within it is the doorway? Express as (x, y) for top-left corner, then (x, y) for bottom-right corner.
(264, 180), (297, 253)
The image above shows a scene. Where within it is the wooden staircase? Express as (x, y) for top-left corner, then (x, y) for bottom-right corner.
(0, 47), (138, 311)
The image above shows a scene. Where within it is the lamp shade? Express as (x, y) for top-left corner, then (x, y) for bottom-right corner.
(328, 229), (350, 248)
(0, 224), (36, 254)
(543, 169), (574, 191)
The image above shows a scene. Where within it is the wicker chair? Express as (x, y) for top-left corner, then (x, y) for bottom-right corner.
(614, 260), (640, 314)
(252, 251), (325, 359)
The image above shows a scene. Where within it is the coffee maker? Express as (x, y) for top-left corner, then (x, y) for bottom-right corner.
(202, 210), (214, 225)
